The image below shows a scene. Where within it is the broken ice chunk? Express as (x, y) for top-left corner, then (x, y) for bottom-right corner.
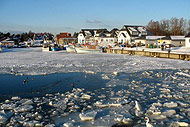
(81, 94), (91, 100)
(14, 105), (33, 113)
(79, 111), (97, 121)
(0, 110), (13, 124)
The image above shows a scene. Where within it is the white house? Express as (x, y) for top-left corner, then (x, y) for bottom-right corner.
(1, 38), (15, 48)
(185, 33), (190, 47)
(98, 28), (119, 47)
(118, 25), (150, 45)
(170, 36), (185, 47)
(77, 29), (108, 44)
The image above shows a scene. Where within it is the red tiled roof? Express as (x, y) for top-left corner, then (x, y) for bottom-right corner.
(57, 33), (72, 41)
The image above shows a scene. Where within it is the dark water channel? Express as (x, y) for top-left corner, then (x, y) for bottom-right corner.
(0, 72), (109, 101)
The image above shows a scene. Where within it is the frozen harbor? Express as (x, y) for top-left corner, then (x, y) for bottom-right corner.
(0, 48), (190, 126)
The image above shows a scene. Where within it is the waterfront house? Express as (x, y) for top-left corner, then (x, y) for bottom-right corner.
(1, 38), (15, 48)
(56, 32), (74, 45)
(77, 29), (108, 44)
(170, 36), (185, 47)
(145, 36), (185, 48)
(78, 29), (94, 44)
(95, 28), (119, 47)
(118, 25), (150, 45)
(185, 33), (190, 48)
(145, 36), (165, 48)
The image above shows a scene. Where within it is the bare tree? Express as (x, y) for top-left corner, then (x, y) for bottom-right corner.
(187, 19), (190, 33)
(147, 17), (188, 36)
(159, 19), (170, 36)
(147, 20), (160, 35)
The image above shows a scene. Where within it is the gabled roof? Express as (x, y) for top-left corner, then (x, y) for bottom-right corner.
(80, 29), (96, 37)
(110, 28), (119, 33)
(120, 25), (150, 37)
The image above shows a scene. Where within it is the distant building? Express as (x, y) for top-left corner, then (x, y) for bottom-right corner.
(118, 25), (151, 44)
(145, 36), (185, 47)
(170, 36), (185, 47)
(56, 32), (76, 45)
(185, 33), (190, 47)
(1, 38), (15, 48)
(145, 36), (165, 47)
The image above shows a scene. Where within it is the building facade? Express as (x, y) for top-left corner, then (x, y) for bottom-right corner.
(118, 25), (150, 45)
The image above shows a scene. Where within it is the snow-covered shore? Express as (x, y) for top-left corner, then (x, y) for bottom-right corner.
(0, 47), (190, 75)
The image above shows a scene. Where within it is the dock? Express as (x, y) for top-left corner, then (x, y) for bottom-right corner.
(105, 48), (190, 61)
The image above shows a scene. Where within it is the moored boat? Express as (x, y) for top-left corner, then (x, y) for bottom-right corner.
(66, 46), (76, 53)
(75, 45), (101, 54)
(42, 44), (61, 52)
(75, 48), (101, 54)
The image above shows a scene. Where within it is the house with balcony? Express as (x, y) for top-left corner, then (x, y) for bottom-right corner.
(118, 25), (151, 45)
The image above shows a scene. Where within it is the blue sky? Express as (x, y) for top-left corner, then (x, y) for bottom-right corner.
(0, 0), (190, 34)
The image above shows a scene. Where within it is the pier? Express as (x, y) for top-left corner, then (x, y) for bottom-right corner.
(105, 48), (190, 61)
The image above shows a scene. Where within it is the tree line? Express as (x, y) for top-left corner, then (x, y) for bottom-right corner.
(146, 17), (190, 36)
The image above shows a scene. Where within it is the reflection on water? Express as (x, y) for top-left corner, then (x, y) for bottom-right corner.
(0, 72), (109, 101)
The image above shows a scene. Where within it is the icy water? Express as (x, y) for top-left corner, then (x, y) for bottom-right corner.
(0, 72), (109, 101)
(1, 69), (190, 126)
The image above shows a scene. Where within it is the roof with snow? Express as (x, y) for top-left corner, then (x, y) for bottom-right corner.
(170, 36), (185, 41)
(146, 36), (165, 40)
(120, 25), (151, 37)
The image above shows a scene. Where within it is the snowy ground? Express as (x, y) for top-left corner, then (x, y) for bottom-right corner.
(1, 48), (190, 127)
(0, 47), (190, 75)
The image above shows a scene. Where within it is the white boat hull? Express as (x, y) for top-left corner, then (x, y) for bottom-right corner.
(66, 47), (76, 53)
(42, 47), (50, 52)
(75, 48), (101, 54)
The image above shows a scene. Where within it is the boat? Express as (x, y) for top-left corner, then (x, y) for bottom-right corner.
(42, 44), (61, 52)
(75, 45), (101, 54)
(66, 46), (76, 53)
